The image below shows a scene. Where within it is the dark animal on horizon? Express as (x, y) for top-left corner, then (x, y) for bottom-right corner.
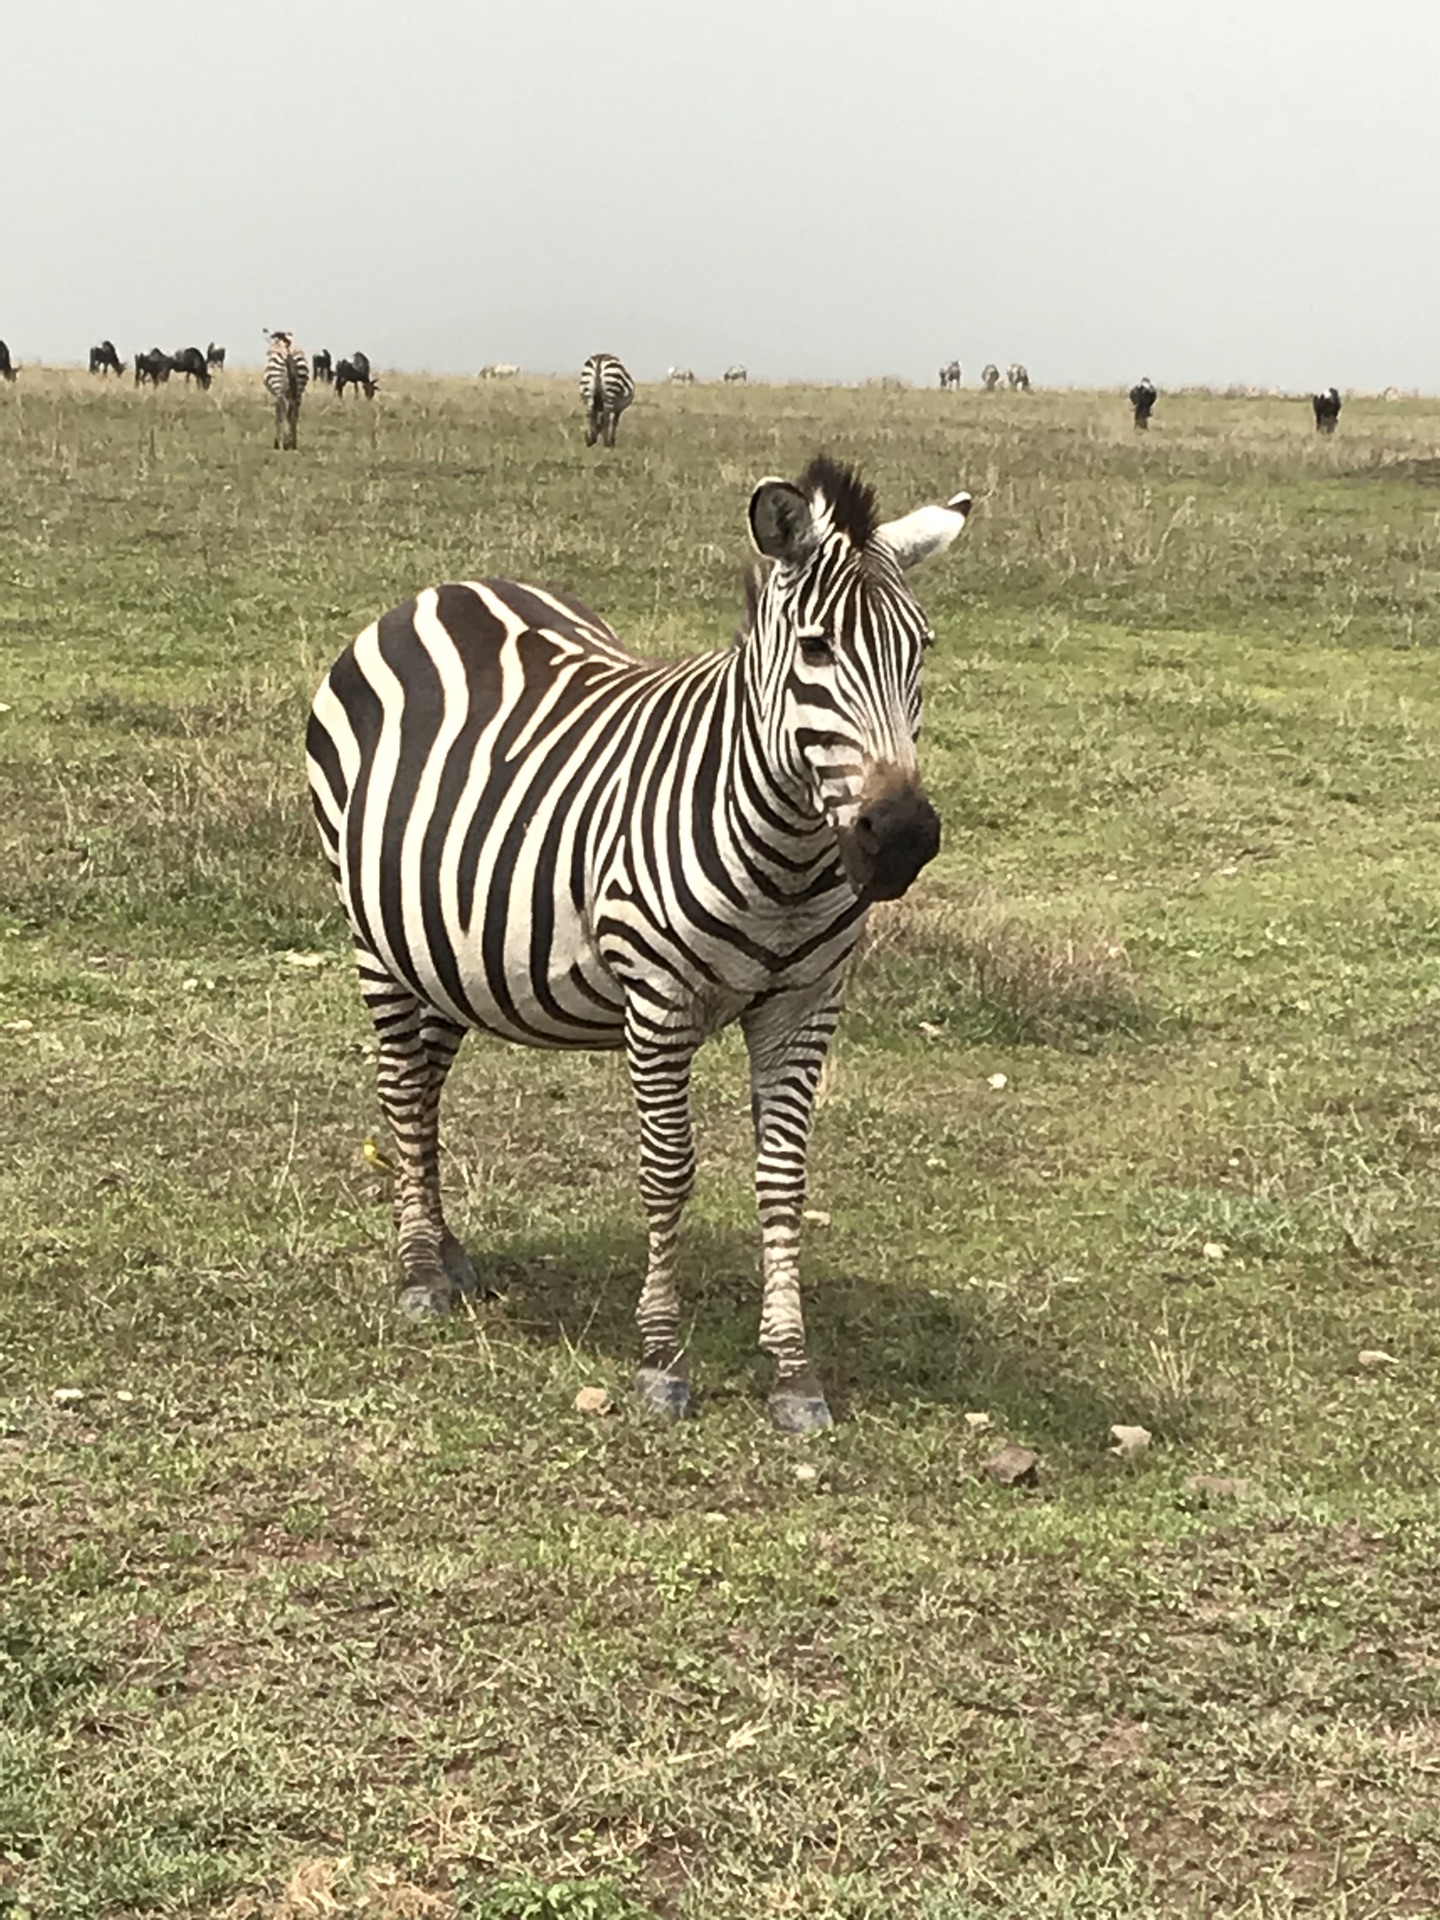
(334, 356), (377, 399)
(311, 349), (333, 384)
(263, 329), (309, 448)
(171, 346), (212, 389)
(580, 351), (634, 446)
(981, 363), (1001, 391)
(134, 349), (174, 386)
(1007, 362), (1031, 391)
(0, 341), (14, 382)
(939, 360), (962, 391)
(1312, 387), (1341, 434)
(206, 343), (226, 371)
(305, 457), (972, 1430)
(1129, 377), (1157, 430)
(723, 364), (748, 384)
(89, 340), (124, 377)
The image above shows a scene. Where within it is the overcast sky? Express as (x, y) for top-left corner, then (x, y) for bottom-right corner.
(4, 0), (1437, 388)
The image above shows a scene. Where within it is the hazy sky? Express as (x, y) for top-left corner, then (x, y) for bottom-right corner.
(5, 0), (1438, 388)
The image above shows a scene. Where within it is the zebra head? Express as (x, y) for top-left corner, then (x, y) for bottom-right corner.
(746, 456), (971, 903)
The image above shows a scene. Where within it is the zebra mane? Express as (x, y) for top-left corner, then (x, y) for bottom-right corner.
(800, 455), (879, 549)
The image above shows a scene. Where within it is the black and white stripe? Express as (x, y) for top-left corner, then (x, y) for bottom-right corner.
(939, 360), (962, 391)
(306, 458), (972, 1430)
(1006, 361), (1031, 391)
(580, 352), (634, 446)
(264, 329), (309, 449)
(981, 363), (1001, 392)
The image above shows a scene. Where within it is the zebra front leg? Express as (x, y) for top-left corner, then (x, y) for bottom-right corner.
(625, 1008), (700, 1419)
(742, 988), (844, 1433)
(420, 1011), (481, 1298)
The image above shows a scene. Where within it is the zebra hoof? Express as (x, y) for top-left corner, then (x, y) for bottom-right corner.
(768, 1379), (834, 1434)
(397, 1281), (455, 1320)
(634, 1368), (694, 1421)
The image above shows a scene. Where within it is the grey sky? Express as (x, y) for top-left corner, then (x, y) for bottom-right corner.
(5, 0), (1438, 388)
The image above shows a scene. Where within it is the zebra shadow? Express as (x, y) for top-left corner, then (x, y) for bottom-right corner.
(461, 1218), (1133, 1447)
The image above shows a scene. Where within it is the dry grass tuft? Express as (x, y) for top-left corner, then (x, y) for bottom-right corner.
(223, 1858), (451, 1920)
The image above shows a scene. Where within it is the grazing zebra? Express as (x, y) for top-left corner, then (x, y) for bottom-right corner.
(939, 360), (962, 391)
(206, 342), (226, 371)
(312, 348), (334, 384)
(1312, 387), (1341, 434)
(981, 363), (1001, 392)
(580, 352), (634, 447)
(1006, 362), (1031, 391)
(334, 355), (378, 399)
(134, 348), (173, 386)
(89, 340), (124, 376)
(723, 364), (748, 384)
(1129, 376), (1157, 430)
(172, 346), (211, 389)
(667, 366), (695, 384)
(0, 341), (13, 382)
(263, 329), (308, 449)
(306, 456), (972, 1430)
(479, 362), (520, 379)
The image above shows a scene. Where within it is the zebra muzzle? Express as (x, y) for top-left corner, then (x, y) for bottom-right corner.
(841, 782), (941, 902)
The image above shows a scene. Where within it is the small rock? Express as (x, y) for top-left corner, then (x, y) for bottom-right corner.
(918, 1021), (942, 1039)
(114, 1391), (136, 1404)
(1201, 1241), (1226, 1262)
(982, 1443), (1040, 1487)
(987, 1072), (1009, 1091)
(1185, 1474), (1254, 1500)
(963, 1411), (993, 1432)
(1358, 1349), (1397, 1370)
(573, 1386), (614, 1417)
(51, 1387), (86, 1406)
(801, 1209), (831, 1227)
(284, 950), (328, 969)
(792, 1462), (819, 1484)
(1109, 1423), (1151, 1458)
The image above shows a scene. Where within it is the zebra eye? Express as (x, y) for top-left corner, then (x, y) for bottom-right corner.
(797, 627), (834, 666)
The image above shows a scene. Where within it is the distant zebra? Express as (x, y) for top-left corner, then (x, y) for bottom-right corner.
(580, 351), (634, 447)
(981, 363), (1001, 391)
(172, 346), (211, 389)
(1312, 387), (1341, 434)
(479, 362), (519, 379)
(1129, 376), (1157, 430)
(312, 349), (334, 384)
(667, 366), (695, 384)
(334, 355), (377, 399)
(206, 342), (226, 372)
(939, 360), (962, 391)
(134, 348), (173, 386)
(0, 341), (13, 383)
(263, 329), (308, 449)
(89, 340), (124, 376)
(306, 457), (972, 1430)
(1007, 362), (1031, 391)
(723, 364), (748, 384)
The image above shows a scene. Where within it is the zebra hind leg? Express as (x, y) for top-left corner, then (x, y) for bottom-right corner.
(625, 1010), (700, 1419)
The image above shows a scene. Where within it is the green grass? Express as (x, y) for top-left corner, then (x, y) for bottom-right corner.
(3, 370), (1440, 1918)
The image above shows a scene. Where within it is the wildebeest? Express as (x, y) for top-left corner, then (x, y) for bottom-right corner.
(1312, 387), (1341, 434)
(205, 343), (226, 372)
(134, 349), (174, 386)
(171, 346), (212, 389)
(981, 363), (1001, 391)
(666, 366), (695, 384)
(723, 364), (747, 383)
(334, 354), (378, 399)
(0, 341), (14, 382)
(1007, 362), (1031, 391)
(89, 340), (124, 377)
(311, 349), (333, 384)
(1129, 376), (1157, 430)
(939, 359), (962, 391)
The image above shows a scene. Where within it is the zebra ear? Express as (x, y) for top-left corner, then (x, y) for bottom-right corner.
(878, 493), (973, 570)
(749, 479), (820, 566)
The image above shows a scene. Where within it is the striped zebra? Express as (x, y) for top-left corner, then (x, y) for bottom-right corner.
(723, 364), (748, 384)
(1006, 362), (1031, 391)
(1129, 377), (1157, 430)
(939, 360), (962, 391)
(580, 352), (634, 447)
(264, 329), (309, 449)
(306, 456), (972, 1430)
(981, 363), (1001, 392)
(666, 366), (695, 384)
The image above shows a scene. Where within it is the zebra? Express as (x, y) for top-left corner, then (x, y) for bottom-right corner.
(306, 456), (972, 1431)
(206, 342), (226, 371)
(1006, 362), (1031, 391)
(580, 352), (634, 447)
(723, 364), (748, 384)
(264, 329), (309, 448)
(1129, 377), (1157, 430)
(981, 363), (1001, 392)
(479, 362), (520, 379)
(667, 366), (696, 384)
(89, 340), (124, 376)
(0, 341), (13, 382)
(312, 349), (334, 384)
(1312, 387), (1341, 434)
(939, 360), (962, 391)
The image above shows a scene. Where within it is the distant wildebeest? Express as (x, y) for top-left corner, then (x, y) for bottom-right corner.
(580, 352), (634, 447)
(89, 340), (124, 377)
(479, 362), (519, 380)
(0, 341), (14, 383)
(264, 329), (309, 449)
(981, 363), (1001, 391)
(334, 355), (378, 399)
(1312, 387), (1341, 434)
(311, 349), (333, 384)
(171, 346), (212, 389)
(1007, 362), (1031, 391)
(134, 349), (174, 386)
(206, 343), (226, 372)
(667, 366), (696, 384)
(723, 364), (747, 384)
(939, 360), (962, 391)
(1129, 376), (1157, 430)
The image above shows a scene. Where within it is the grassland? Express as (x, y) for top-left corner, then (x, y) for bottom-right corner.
(2, 369), (1439, 1919)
